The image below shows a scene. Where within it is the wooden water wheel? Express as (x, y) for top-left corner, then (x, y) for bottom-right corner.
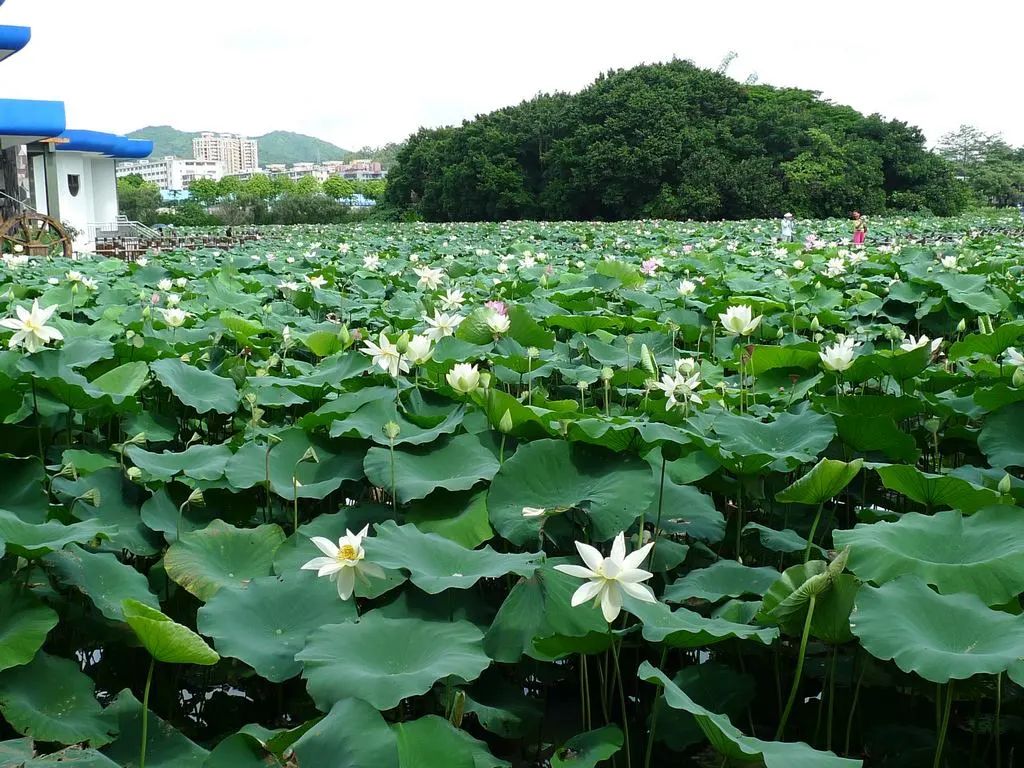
(0, 212), (73, 258)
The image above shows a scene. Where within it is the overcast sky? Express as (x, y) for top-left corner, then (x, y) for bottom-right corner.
(4, 0), (1022, 152)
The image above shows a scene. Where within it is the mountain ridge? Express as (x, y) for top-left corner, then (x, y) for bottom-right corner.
(124, 126), (353, 166)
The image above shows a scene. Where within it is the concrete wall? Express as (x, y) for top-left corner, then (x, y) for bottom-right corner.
(53, 152), (118, 250)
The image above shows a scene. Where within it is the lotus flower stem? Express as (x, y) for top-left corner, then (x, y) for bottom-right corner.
(995, 672), (1002, 767)
(933, 681), (954, 768)
(610, 634), (632, 768)
(31, 380), (43, 463)
(643, 646), (668, 768)
(650, 455), (667, 561)
(388, 438), (397, 513)
(140, 657), (155, 768)
(776, 593), (817, 740)
(844, 656), (866, 755)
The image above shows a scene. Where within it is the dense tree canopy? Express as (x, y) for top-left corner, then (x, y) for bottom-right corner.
(385, 59), (969, 221)
(937, 124), (1024, 207)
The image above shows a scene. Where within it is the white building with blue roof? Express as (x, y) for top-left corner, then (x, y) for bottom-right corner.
(0, 0), (153, 253)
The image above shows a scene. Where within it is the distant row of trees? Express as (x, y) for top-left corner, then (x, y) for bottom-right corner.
(936, 125), (1024, 207)
(385, 59), (969, 221)
(116, 173), (387, 226)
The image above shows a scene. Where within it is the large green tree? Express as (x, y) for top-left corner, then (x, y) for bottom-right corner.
(116, 174), (162, 224)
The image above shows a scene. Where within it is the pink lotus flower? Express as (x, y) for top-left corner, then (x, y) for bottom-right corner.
(683, 245), (694, 254)
(485, 300), (507, 316)
(640, 258), (661, 276)
(151, 293), (161, 305)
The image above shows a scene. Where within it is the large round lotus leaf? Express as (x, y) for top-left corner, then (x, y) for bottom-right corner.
(404, 489), (493, 548)
(121, 599), (219, 665)
(364, 520), (541, 594)
(328, 396), (466, 446)
(851, 576), (1024, 683)
(394, 715), (506, 768)
(204, 732), (284, 768)
(776, 458), (863, 505)
(834, 507), (1024, 605)
(0, 583), (58, 672)
(483, 562), (611, 663)
(164, 520), (285, 601)
(743, 523), (821, 555)
(874, 465), (1002, 513)
(487, 439), (655, 545)
(197, 571), (355, 682)
(22, 746), (121, 767)
(625, 597), (777, 648)
(0, 737), (32, 763)
(979, 402), (1024, 469)
(664, 560), (780, 603)
(44, 545), (159, 621)
(100, 689), (208, 768)
(0, 509), (115, 558)
(0, 652), (117, 747)
(51, 469), (161, 556)
(643, 478), (724, 544)
(125, 444), (232, 483)
(639, 663), (860, 767)
(652, 663), (756, 753)
(549, 725), (623, 768)
(150, 358), (239, 415)
(363, 433), (500, 504)
(707, 410), (836, 474)
(290, 698), (398, 768)
(296, 611), (491, 711)
(949, 320), (1024, 361)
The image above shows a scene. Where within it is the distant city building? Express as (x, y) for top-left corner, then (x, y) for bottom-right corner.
(323, 159), (386, 181)
(223, 160), (387, 186)
(116, 156), (224, 191)
(192, 133), (258, 175)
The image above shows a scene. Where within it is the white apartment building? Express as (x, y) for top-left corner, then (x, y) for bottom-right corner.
(116, 156), (224, 191)
(192, 133), (258, 175)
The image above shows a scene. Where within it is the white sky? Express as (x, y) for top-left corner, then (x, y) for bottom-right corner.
(4, 0), (1022, 152)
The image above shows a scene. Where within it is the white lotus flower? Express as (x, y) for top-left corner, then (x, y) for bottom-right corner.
(301, 526), (385, 600)
(554, 532), (657, 623)
(677, 279), (696, 297)
(361, 332), (409, 378)
(405, 333), (433, 365)
(440, 288), (466, 311)
(485, 310), (510, 335)
(160, 308), (188, 328)
(175, 277), (188, 288)
(718, 305), (762, 336)
(674, 358), (698, 375)
(793, 259), (805, 270)
(414, 266), (444, 290)
(900, 335), (942, 354)
(940, 255), (958, 270)
(819, 337), (859, 372)
(66, 270), (84, 284)
(157, 279), (173, 291)
(0, 300), (63, 353)
(136, 257), (148, 267)
(306, 274), (327, 289)
(80, 276), (98, 291)
(825, 257), (847, 277)
(519, 254), (536, 269)
(423, 310), (464, 342)
(1005, 347), (1024, 367)
(363, 254), (381, 271)
(278, 280), (301, 294)
(657, 371), (703, 411)
(446, 363), (480, 393)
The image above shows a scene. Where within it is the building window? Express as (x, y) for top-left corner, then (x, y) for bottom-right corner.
(67, 175), (81, 197)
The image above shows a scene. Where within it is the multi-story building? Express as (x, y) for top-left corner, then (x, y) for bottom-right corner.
(116, 156), (223, 191)
(191, 133), (258, 175)
(322, 159), (387, 181)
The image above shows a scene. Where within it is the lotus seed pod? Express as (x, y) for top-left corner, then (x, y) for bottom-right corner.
(383, 421), (401, 440)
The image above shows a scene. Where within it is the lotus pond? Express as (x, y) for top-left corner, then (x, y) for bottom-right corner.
(1, 211), (1024, 767)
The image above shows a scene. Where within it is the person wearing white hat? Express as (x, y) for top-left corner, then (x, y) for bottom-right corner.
(780, 212), (795, 243)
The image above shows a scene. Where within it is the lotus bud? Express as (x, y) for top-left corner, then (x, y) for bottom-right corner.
(810, 316), (821, 332)
(126, 432), (147, 446)
(956, 318), (967, 333)
(998, 473), (1013, 495)
(383, 421), (401, 441)
(813, 333), (823, 343)
(479, 371), (492, 391)
(449, 690), (465, 728)
(776, 327), (785, 339)
(395, 331), (411, 355)
(338, 326), (353, 347)
(498, 409), (513, 434)
(639, 344), (657, 377)
(827, 547), (850, 579)
(1015, 367), (1024, 388)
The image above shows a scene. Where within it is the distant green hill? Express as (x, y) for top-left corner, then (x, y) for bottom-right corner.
(125, 126), (352, 165)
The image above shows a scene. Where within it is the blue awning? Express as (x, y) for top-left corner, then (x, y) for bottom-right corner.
(0, 24), (30, 63)
(0, 98), (66, 146)
(57, 129), (154, 159)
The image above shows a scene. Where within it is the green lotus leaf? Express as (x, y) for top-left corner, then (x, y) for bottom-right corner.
(51, 469), (161, 556)
(0, 652), (117, 747)
(44, 545), (159, 621)
(0, 583), (58, 672)
(639, 663), (861, 767)
(22, 746), (122, 767)
(395, 715), (508, 768)
(757, 561), (846, 637)
(364, 433), (500, 504)
(664, 560), (780, 603)
(776, 458), (864, 504)
(707, 410), (836, 473)
(0, 509), (116, 558)
(835, 507), (1024, 605)
(851, 576), (1024, 683)
(979, 401), (1024, 469)
(101, 689), (209, 767)
(164, 520), (285, 601)
(329, 397), (466, 446)
(743, 522), (822, 555)
(150, 358), (240, 415)
(89, 361), (150, 403)
(487, 439), (655, 545)
(651, 662), (756, 752)
(204, 731), (285, 768)
(949, 320), (1024, 361)
(364, 520), (541, 594)
(625, 597), (778, 648)
(296, 611), (491, 711)
(197, 571), (355, 682)
(125, 444), (232, 482)
(746, 344), (822, 376)
(875, 464), (1003, 513)
(550, 725), (622, 768)
(121, 599), (220, 665)
(405, 489), (493, 548)
(289, 698), (398, 768)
